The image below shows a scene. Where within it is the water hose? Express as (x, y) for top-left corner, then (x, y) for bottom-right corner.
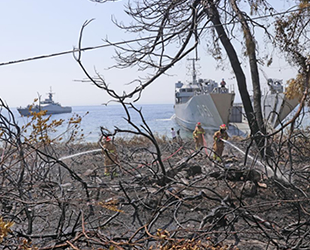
(221, 139), (266, 169)
(202, 134), (209, 156)
(58, 149), (102, 161)
(58, 144), (183, 164)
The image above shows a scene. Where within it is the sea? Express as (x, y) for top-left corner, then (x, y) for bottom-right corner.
(8, 104), (310, 144)
(10, 104), (192, 143)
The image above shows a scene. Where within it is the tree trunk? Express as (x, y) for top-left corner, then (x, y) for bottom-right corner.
(230, 0), (266, 134)
(230, 0), (276, 159)
(204, 0), (266, 158)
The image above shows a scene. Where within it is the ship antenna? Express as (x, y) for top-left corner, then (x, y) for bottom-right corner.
(187, 58), (199, 85)
(48, 87), (55, 101)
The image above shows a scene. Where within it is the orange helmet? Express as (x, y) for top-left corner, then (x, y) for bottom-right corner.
(105, 136), (111, 141)
(197, 122), (201, 126)
(220, 124), (227, 130)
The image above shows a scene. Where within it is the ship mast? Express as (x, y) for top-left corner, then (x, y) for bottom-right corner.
(187, 58), (199, 85)
(47, 86), (55, 101)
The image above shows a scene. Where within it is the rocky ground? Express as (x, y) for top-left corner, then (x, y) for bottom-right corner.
(3, 135), (310, 249)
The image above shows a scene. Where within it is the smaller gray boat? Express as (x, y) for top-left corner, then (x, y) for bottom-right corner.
(17, 89), (72, 116)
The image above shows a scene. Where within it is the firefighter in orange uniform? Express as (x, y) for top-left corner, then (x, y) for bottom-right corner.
(193, 122), (205, 150)
(101, 136), (119, 175)
(212, 124), (228, 162)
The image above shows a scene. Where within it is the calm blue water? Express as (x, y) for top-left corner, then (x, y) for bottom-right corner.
(9, 104), (309, 143)
(11, 104), (191, 143)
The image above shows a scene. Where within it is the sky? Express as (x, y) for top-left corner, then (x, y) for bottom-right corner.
(0, 0), (299, 108)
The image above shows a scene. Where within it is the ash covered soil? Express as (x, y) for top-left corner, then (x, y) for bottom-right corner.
(7, 136), (310, 249)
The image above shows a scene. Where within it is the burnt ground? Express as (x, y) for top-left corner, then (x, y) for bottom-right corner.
(2, 136), (310, 249)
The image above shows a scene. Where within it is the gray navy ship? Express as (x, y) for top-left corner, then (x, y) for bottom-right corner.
(229, 78), (299, 136)
(174, 59), (235, 132)
(17, 88), (72, 116)
(174, 59), (299, 135)
(261, 78), (299, 129)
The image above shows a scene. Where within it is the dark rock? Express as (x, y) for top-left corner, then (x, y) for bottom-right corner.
(242, 180), (257, 197)
(243, 169), (262, 182)
(186, 165), (202, 177)
(210, 168), (262, 183)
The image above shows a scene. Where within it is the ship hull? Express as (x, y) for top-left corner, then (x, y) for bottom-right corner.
(226, 93), (299, 136)
(17, 106), (72, 116)
(174, 92), (235, 131)
(262, 92), (299, 128)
